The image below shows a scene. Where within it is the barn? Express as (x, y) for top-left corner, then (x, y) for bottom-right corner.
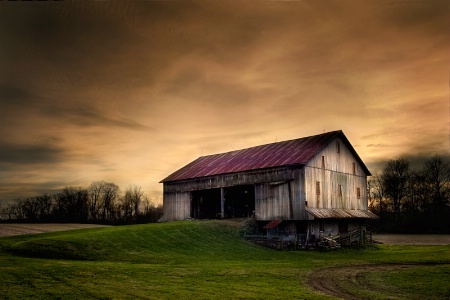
(159, 130), (377, 245)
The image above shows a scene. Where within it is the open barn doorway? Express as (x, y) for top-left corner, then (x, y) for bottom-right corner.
(190, 185), (255, 219)
(224, 185), (255, 218)
(191, 188), (221, 219)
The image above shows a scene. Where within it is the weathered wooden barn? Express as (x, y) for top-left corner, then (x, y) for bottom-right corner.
(159, 130), (377, 243)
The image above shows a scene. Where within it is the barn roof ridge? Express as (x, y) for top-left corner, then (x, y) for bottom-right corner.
(196, 129), (343, 158)
(161, 130), (370, 183)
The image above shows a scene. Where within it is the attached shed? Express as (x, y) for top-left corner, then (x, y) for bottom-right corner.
(159, 130), (377, 239)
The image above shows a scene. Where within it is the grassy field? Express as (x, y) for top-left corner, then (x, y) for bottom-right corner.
(0, 221), (449, 299)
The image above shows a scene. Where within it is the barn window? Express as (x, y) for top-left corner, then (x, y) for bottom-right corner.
(338, 184), (342, 197)
(357, 187), (361, 199)
(316, 181), (321, 195)
(352, 162), (356, 175)
(321, 156), (325, 168)
(336, 141), (340, 154)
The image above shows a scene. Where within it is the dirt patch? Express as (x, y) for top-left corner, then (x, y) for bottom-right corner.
(308, 264), (422, 300)
(373, 234), (450, 245)
(0, 223), (110, 237)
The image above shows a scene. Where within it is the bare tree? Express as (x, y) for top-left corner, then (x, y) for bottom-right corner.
(422, 155), (450, 231)
(101, 182), (120, 222)
(369, 173), (387, 214)
(1, 201), (22, 221)
(23, 197), (39, 221)
(140, 196), (163, 223)
(404, 170), (429, 213)
(9, 201), (26, 220)
(382, 158), (410, 214)
(88, 181), (105, 221)
(423, 155), (450, 209)
(121, 185), (144, 222)
(35, 194), (53, 220)
(0, 182), (163, 225)
(54, 187), (89, 222)
(87, 181), (121, 222)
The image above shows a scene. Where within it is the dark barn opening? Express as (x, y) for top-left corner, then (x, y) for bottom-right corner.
(190, 185), (255, 219)
(224, 185), (255, 218)
(191, 188), (221, 219)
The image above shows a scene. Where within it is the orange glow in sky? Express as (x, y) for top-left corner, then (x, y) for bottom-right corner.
(0, 1), (449, 203)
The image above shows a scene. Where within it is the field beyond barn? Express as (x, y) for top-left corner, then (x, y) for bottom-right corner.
(0, 221), (449, 299)
(0, 223), (110, 237)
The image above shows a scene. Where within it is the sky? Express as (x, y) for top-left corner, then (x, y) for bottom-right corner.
(0, 0), (449, 204)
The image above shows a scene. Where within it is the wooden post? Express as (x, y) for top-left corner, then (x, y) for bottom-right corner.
(221, 187), (225, 219)
(288, 181), (293, 219)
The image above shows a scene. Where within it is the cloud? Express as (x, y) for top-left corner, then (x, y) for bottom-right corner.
(367, 144), (387, 148)
(0, 180), (78, 202)
(42, 105), (153, 131)
(382, 0), (449, 31)
(0, 84), (33, 106)
(367, 151), (450, 175)
(0, 141), (65, 165)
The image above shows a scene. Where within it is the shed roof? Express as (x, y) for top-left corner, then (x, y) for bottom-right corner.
(306, 208), (379, 219)
(263, 220), (283, 229)
(161, 130), (371, 183)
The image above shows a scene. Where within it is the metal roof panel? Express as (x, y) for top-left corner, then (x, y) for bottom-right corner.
(306, 208), (379, 219)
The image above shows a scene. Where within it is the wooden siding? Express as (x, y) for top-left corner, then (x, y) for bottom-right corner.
(293, 168), (305, 220)
(254, 168), (306, 221)
(255, 182), (292, 220)
(304, 137), (367, 211)
(161, 191), (190, 221)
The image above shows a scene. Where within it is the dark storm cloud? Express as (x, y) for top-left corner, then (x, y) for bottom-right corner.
(0, 181), (74, 202)
(0, 142), (65, 165)
(0, 83), (46, 121)
(367, 151), (450, 175)
(0, 84), (31, 106)
(0, 2), (130, 59)
(0, 2), (155, 92)
(383, 0), (449, 29)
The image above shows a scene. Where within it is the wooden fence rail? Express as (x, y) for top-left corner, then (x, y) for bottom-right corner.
(244, 229), (374, 250)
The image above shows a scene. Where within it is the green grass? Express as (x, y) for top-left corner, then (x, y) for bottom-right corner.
(359, 264), (450, 300)
(0, 221), (449, 299)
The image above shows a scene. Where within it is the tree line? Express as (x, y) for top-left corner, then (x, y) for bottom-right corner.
(368, 155), (450, 233)
(0, 181), (163, 225)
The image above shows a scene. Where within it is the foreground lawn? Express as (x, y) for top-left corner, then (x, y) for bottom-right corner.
(0, 221), (449, 299)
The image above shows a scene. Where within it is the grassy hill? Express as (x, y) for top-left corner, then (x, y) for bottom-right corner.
(0, 220), (449, 299)
(2, 220), (272, 263)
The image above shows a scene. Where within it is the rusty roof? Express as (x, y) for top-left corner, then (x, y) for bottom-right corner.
(263, 220), (283, 229)
(161, 130), (370, 182)
(306, 208), (379, 219)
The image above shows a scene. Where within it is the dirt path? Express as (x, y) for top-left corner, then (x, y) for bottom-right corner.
(0, 223), (110, 237)
(373, 234), (450, 245)
(308, 235), (450, 299)
(308, 263), (440, 300)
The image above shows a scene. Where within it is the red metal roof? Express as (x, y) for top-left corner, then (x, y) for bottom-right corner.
(161, 130), (370, 182)
(263, 220), (283, 229)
